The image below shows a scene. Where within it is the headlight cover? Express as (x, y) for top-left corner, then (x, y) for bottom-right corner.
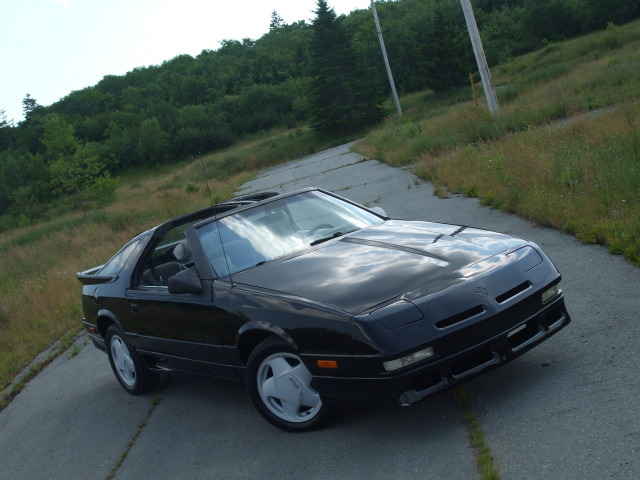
(383, 347), (434, 372)
(370, 300), (423, 330)
(541, 283), (560, 304)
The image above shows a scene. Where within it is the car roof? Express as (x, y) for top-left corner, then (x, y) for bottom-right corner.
(152, 188), (326, 238)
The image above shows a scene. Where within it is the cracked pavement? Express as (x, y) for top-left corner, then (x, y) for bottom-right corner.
(1, 143), (638, 479)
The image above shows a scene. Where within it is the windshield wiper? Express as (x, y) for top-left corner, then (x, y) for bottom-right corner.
(310, 232), (344, 246)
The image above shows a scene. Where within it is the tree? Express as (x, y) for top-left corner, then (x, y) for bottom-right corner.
(0, 108), (15, 151)
(137, 116), (167, 165)
(41, 114), (79, 161)
(270, 10), (285, 31)
(0, 150), (49, 218)
(103, 112), (141, 169)
(580, 0), (640, 31)
(22, 94), (40, 121)
(522, 0), (579, 43)
(419, 2), (472, 92)
(308, 0), (385, 135)
(0, 109), (12, 129)
(42, 115), (115, 216)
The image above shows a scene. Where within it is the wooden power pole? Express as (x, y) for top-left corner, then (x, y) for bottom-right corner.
(460, 0), (500, 115)
(371, 1), (402, 116)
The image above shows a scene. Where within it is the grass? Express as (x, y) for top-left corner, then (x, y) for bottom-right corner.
(417, 105), (640, 261)
(454, 387), (500, 480)
(0, 327), (82, 410)
(2, 18), (640, 402)
(353, 19), (640, 265)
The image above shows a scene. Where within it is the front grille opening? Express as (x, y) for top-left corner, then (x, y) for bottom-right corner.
(507, 321), (539, 349)
(436, 305), (485, 329)
(496, 281), (531, 304)
(450, 348), (494, 377)
(542, 306), (564, 329)
(411, 371), (442, 392)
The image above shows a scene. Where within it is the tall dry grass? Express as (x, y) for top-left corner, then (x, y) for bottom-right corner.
(0, 161), (227, 388)
(0, 127), (346, 389)
(416, 104), (640, 263)
(3, 21), (640, 390)
(354, 19), (640, 265)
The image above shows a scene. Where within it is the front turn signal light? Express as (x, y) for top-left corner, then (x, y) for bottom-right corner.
(317, 360), (339, 369)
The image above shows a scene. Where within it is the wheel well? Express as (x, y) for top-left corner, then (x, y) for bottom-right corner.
(96, 316), (114, 339)
(237, 330), (277, 364)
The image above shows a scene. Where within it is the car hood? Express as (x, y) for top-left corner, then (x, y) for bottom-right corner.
(233, 220), (521, 315)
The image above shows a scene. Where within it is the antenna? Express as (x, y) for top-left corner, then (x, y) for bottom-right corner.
(199, 155), (214, 205)
(215, 221), (235, 286)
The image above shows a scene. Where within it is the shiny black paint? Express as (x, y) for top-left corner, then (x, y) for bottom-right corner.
(78, 187), (571, 406)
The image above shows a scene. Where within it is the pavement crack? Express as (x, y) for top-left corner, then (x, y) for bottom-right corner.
(104, 395), (162, 480)
(454, 387), (501, 480)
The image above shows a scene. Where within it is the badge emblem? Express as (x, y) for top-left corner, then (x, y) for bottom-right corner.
(475, 287), (489, 298)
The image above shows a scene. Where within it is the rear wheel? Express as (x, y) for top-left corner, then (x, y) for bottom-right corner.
(105, 325), (158, 395)
(246, 337), (329, 432)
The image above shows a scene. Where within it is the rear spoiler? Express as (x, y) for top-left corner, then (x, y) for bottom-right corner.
(76, 265), (116, 286)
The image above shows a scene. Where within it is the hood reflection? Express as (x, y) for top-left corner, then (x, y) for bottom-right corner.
(232, 220), (511, 314)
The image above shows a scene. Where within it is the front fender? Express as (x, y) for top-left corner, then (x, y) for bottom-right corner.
(238, 321), (297, 349)
(233, 321), (298, 366)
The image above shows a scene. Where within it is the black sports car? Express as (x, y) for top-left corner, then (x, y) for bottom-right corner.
(78, 187), (570, 431)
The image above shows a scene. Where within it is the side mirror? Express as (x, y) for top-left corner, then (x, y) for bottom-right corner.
(168, 267), (204, 294)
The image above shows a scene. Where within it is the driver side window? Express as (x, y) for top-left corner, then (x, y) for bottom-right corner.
(137, 228), (194, 287)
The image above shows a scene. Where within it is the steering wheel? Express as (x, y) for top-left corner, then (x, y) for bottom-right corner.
(308, 223), (335, 236)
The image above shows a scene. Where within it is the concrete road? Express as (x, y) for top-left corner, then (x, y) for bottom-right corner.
(1, 143), (638, 480)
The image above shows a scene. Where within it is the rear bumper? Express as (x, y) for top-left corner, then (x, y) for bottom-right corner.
(309, 295), (570, 406)
(81, 319), (106, 352)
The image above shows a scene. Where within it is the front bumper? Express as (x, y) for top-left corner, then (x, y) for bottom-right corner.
(307, 294), (570, 406)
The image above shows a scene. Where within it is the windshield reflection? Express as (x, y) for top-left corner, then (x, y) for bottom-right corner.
(200, 191), (383, 276)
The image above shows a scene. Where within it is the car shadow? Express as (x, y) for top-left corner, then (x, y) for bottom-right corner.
(156, 373), (463, 435)
(115, 374), (476, 480)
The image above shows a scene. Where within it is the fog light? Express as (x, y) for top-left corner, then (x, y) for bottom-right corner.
(541, 284), (560, 304)
(383, 347), (434, 372)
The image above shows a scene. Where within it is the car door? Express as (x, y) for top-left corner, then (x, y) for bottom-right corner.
(124, 285), (237, 378)
(123, 222), (237, 379)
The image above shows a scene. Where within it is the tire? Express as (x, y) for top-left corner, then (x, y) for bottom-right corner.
(105, 325), (158, 395)
(246, 337), (330, 432)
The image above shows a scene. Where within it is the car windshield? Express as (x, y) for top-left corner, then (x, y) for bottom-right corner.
(197, 190), (384, 276)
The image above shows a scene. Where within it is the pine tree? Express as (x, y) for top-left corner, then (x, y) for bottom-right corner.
(270, 10), (285, 31)
(22, 94), (40, 121)
(308, 0), (385, 135)
(419, 3), (471, 92)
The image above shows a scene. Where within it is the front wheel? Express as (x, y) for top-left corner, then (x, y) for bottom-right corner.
(246, 337), (330, 432)
(105, 325), (158, 395)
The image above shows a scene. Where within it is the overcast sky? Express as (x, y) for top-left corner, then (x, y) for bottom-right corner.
(0, 0), (371, 123)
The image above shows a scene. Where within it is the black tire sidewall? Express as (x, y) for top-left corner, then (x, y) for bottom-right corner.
(245, 337), (329, 432)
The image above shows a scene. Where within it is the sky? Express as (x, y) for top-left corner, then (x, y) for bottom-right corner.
(0, 0), (371, 123)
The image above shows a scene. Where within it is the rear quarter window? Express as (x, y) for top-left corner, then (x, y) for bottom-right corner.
(98, 240), (142, 276)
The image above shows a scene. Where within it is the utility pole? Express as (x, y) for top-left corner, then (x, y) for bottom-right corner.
(459, 0), (500, 115)
(371, 1), (402, 116)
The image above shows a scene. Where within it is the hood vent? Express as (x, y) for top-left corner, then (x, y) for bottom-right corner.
(436, 305), (485, 329)
(496, 281), (531, 304)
